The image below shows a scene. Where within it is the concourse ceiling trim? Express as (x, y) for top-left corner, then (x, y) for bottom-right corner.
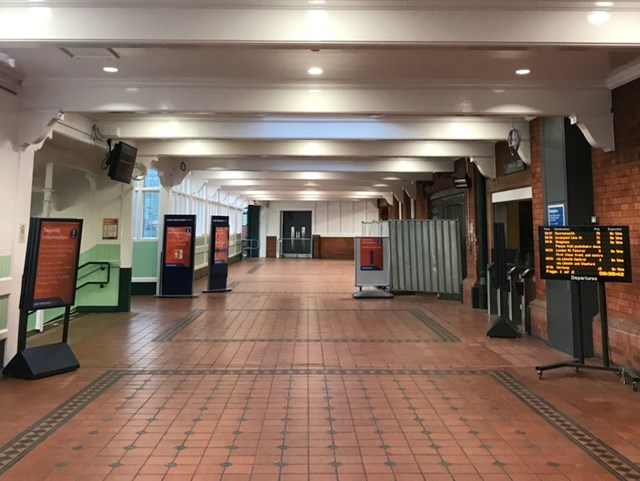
(0, 7), (639, 45)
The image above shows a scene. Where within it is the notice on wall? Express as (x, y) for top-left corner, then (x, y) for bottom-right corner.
(102, 218), (119, 240)
(214, 226), (229, 264)
(165, 226), (193, 267)
(32, 220), (82, 309)
(547, 204), (565, 227)
(359, 236), (384, 271)
(539, 225), (631, 282)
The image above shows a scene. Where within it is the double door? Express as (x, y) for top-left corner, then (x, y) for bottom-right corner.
(281, 211), (312, 258)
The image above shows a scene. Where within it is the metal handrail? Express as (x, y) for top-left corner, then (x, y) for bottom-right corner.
(242, 238), (260, 257)
(76, 261), (111, 291)
(277, 237), (313, 257)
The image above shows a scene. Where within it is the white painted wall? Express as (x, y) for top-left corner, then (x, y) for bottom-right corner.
(30, 168), (133, 256)
(0, 90), (39, 364)
(259, 200), (379, 256)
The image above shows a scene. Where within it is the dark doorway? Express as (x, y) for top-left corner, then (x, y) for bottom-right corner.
(281, 211), (312, 258)
(431, 192), (467, 278)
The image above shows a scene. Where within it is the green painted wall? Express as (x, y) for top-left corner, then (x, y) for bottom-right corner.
(27, 244), (122, 330)
(0, 255), (10, 278)
(132, 240), (158, 278)
(0, 295), (8, 331)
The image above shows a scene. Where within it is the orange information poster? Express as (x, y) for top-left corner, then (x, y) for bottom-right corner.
(360, 236), (384, 271)
(214, 226), (229, 264)
(32, 220), (82, 308)
(165, 226), (193, 267)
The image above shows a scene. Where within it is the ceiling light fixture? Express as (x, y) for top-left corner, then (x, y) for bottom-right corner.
(588, 10), (610, 25)
(308, 66), (323, 75)
(595, 1), (613, 6)
(515, 68), (531, 76)
(103, 66), (119, 73)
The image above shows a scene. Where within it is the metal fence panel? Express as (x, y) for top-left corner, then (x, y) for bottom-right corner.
(383, 220), (462, 295)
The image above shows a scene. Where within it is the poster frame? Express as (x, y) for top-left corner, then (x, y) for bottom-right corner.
(204, 215), (232, 293)
(20, 217), (84, 311)
(159, 214), (197, 297)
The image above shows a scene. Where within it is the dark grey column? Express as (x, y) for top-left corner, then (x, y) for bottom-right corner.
(540, 117), (597, 357)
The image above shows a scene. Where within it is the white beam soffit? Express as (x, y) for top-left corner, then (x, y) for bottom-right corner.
(96, 117), (530, 141)
(0, 7), (639, 45)
(189, 171), (434, 181)
(21, 83), (612, 119)
(137, 140), (493, 158)
(165, 157), (455, 173)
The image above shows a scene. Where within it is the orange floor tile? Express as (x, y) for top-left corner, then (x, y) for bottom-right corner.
(0, 259), (639, 481)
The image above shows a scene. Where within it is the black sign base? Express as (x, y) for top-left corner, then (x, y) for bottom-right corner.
(535, 360), (640, 391)
(155, 294), (199, 298)
(486, 316), (520, 338)
(203, 288), (232, 293)
(3, 343), (79, 380)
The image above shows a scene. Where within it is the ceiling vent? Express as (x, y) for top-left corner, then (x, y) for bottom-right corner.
(60, 48), (120, 60)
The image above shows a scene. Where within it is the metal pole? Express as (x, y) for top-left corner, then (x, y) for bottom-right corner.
(598, 281), (611, 367)
(575, 281), (585, 364)
(62, 305), (71, 343)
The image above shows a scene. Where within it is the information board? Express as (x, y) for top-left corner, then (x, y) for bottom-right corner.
(539, 225), (631, 282)
(205, 216), (231, 292)
(354, 236), (391, 287)
(21, 218), (83, 310)
(160, 215), (196, 296)
(359, 237), (384, 271)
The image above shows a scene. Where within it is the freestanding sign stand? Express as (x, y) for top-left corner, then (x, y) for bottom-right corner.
(3, 218), (83, 380)
(534, 225), (640, 390)
(159, 215), (197, 297)
(203, 215), (232, 293)
(353, 236), (393, 298)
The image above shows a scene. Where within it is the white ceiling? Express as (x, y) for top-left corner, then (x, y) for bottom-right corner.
(2, 0), (640, 202)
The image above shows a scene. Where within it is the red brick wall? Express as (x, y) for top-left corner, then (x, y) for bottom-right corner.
(318, 237), (355, 260)
(462, 164), (479, 307)
(590, 78), (640, 368)
(529, 119), (548, 340)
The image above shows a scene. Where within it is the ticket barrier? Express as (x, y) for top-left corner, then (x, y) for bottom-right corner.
(507, 266), (535, 334)
(486, 263), (499, 316)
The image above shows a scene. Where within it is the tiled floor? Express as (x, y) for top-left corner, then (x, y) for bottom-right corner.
(1, 259), (639, 481)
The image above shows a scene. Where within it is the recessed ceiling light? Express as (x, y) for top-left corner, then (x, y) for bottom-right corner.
(103, 66), (118, 73)
(382, 176), (401, 181)
(515, 68), (531, 76)
(595, 1), (613, 6)
(308, 66), (323, 76)
(309, 0), (326, 4)
(373, 183), (389, 187)
(588, 10), (610, 25)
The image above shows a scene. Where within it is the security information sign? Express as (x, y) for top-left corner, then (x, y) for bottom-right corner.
(21, 218), (83, 310)
(539, 225), (631, 283)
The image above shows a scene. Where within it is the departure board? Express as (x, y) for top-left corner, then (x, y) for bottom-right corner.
(539, 226), (632, 282)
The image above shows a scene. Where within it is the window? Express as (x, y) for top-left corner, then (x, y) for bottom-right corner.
(133, 168), (160, 239)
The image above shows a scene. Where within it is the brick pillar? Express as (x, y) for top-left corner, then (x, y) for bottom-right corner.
(415, 182), (427, 219)
(402, 190), (412, 219)
(391, 196), (400, 219)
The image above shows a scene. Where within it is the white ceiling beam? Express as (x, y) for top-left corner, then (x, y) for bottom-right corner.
(97, 116), (529, 141)
(137, 139), (492, 158)
(169, 157), (455, 173)
(1, 7), (639, 45)
(190, 170), (434, 182)
(21, 82), (612, 120)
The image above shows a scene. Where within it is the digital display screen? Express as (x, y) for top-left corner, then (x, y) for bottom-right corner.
(539, 225), (631, 282)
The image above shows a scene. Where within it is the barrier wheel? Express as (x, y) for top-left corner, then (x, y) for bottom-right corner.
(633, 382), (638, 392)
(537, 370), (543, 379)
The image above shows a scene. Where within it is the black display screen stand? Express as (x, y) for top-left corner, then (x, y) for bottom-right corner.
(535, 281), (640, 391)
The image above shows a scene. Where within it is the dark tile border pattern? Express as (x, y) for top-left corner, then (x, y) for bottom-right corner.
(0, 368), (638, 480)
(152, 308), (460, 343)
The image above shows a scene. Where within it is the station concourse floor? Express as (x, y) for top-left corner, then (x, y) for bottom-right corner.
(0, 259), (639, 481)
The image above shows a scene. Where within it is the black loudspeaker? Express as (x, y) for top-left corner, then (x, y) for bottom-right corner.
(3, 343), (79, 380)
